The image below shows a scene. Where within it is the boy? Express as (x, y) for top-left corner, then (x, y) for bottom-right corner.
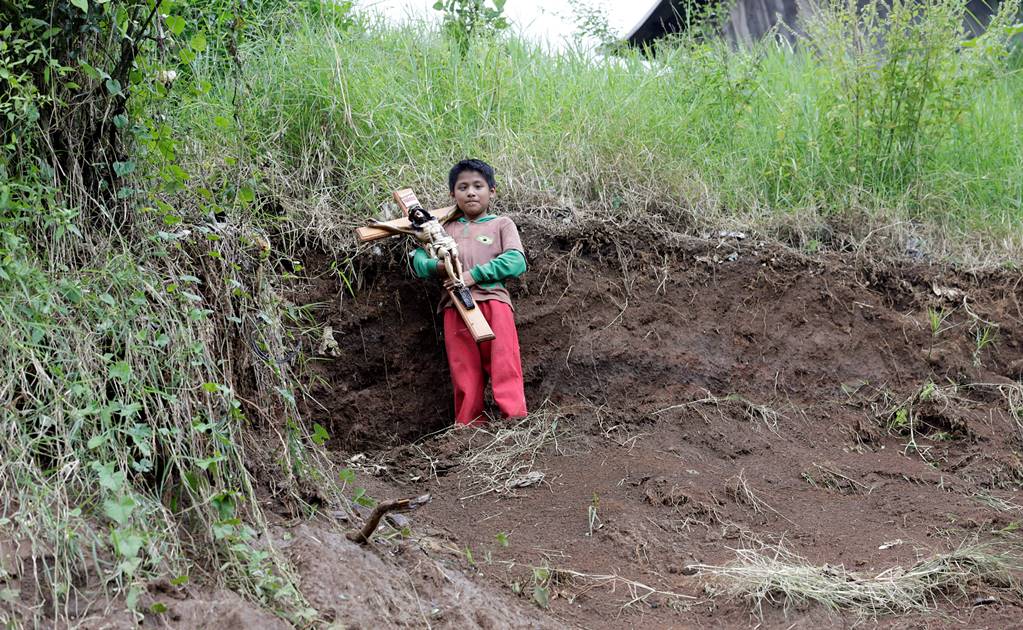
(412, 159), (528, 427)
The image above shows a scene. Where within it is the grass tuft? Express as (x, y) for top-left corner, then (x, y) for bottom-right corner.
(456, 408), (562, 500)
(692, 538), (1022, 618)
(170, 0), (1023, 262)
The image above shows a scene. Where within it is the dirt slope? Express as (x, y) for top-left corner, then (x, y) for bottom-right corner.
(277, 215), (1023, 628)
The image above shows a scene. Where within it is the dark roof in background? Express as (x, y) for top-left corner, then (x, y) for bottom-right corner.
(625, 0), (1004, 48)
(626, 0), (691, 48)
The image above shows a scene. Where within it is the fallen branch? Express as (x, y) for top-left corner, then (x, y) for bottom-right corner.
(346, 494), (431, 544)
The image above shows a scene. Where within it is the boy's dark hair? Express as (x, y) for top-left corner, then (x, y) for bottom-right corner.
(448, 159), (497, 192)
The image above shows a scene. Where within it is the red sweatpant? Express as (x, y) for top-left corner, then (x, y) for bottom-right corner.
(443, 300), (527, 426)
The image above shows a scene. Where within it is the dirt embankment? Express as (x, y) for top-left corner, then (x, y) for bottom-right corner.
(269, 215), (1023, 629)
(111, 216), (1023, 629)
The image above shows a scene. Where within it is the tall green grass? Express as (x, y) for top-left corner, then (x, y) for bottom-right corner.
(176, 0), (1023, 259)
(1, 1), (341, 624)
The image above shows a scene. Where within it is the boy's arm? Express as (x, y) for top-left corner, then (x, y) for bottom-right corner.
(412, 248), (439, 279)
(469, 250), (526, 284)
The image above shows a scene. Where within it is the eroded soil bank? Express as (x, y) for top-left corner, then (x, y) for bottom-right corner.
(283, 216), (1023, 628)
(82, 216), (1023, 628)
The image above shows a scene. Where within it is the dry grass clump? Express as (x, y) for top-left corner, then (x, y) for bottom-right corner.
(801, 463), (872, 495)
(656, 391), (786, 434)
(691, 539), (1021, 618)
(457, 408), (562, 500)
(725, 470), (773, 515)
(997, 381), (1023, 443)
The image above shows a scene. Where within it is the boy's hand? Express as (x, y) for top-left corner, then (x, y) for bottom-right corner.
(444, 271), (476, 290)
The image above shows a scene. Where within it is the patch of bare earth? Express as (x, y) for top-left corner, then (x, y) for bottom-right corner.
(295, 216), (1023, 628)
(76, 217), (1022, 628)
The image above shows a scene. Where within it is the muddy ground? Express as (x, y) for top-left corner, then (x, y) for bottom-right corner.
(65, 215), (1023, 628)
(274, 216), (1023, 629)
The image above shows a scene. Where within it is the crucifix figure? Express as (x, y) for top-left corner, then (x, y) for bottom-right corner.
(356, 188), (496, 342)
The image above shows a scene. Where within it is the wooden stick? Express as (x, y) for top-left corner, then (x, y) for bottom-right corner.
(451, 288), (496, 342)
(346, 493), (432, 545)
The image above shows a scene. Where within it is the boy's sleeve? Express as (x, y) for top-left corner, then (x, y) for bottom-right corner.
(470, 250), (527, 283)
(412, 248), (438, 279)
(499, 217), (524, 253)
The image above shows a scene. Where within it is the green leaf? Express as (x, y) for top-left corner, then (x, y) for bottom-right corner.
(108, 361), (133, 383)
(202, 382), (220, 393)
(532, 585), (550, 608)
(149, 602), (168, 614)
(237, 186), (255, 205)
(338, 468), (356, 484)
(103, 495), (136, 526)
(196, 454), (225, 471)
(178, 48), (196, 65)
(165, 15), (185, 36)
(105, 79), (122, 95)
(60, 282), (83, 304)
(495, 532), (509, 547)
(92, 461), (125, 492)
(189, 33), (207, 52)
(352, 487), (376, 508)
(111, 528), (143, 558)
(311, 423), (330, 446)
(126, 423), (152, 455)
(113, 160), (135, 177)
(125, 585), (142, 610)
(87, 433), (107, 449)
(70, 0), (88, 13)
(170, 575), (189, 586)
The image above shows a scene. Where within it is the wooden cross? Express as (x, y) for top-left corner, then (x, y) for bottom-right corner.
(356, 189), (496, 343)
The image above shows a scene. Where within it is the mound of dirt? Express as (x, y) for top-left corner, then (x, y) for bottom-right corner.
(267, 215), (1023, 627)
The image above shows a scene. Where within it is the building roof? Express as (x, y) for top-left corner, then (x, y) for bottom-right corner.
(625, 0), (691, 48)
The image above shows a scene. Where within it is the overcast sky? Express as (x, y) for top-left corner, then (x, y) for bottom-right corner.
(364, 0), (657, 50)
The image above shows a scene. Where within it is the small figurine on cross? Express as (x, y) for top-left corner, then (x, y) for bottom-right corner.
(356, 189), (495, 342)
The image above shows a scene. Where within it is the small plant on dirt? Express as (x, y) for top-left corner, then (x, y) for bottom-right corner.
(973, 325), (997, 367)
(351, 487), (376, 508)
(531, 566), (553, 608)
(495, 532), (510, 547)
(587, 492), (602, 536)
(511, 565), (553, 608)
(927, 307), (950, 359)
(338, 467), (356, 489)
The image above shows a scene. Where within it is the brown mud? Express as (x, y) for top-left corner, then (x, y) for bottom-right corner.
(61, 216), (1023, 628)
(282, 216), (1023, 628)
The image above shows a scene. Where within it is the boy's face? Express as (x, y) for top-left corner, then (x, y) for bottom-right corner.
(450, 170), (495, 219)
